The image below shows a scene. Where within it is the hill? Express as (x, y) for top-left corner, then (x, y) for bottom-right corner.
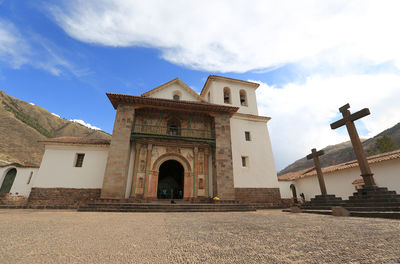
(278, 122), (400, 176)
(0, 90), (111, 166)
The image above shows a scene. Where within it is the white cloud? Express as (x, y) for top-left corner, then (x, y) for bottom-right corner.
(49, 0), (400, 73)
(29, 102), (35, 105)
(255, 74), (400, 170)
(0, 19), (30, 68)
(70, 119), (101, 130)
(51, 113), (61, 118)
(0, 19), (88, 76)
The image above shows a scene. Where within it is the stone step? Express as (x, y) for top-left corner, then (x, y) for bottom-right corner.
(86, 203), (250, 207)
(345, 202), (400, 207)
(300, 206), (335, 210)
(284, 208), (400, 219)
(348, 211), (400, 219)
(344, 207), (400, 212)
(79, 202), (256, 212)
(302, 204), (345, 208)
(78, 208), (255, 212)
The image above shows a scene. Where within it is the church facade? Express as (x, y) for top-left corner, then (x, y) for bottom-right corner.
(1, 76), (281, 206)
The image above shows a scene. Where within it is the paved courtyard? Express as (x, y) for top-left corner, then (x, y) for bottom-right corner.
(0, 209), (399, 263)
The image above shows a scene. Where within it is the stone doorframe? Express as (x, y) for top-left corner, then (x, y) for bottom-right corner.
(146, 153), (193, 199)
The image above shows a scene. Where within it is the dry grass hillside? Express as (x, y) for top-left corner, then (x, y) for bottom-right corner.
(278, 122), (400, 176)
(0, 90), (110, 166)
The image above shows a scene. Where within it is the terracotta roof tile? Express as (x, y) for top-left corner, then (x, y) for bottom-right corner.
(278, 149), (400, 181)
(352, 179), (364, 184)
(40, 137), (110, 145)
(0, 162), (39, 168)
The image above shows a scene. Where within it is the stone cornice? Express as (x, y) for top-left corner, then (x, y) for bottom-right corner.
(107, 93), (239, 115)
(231, 113), (271, 122)
(200, 75), (260, 97)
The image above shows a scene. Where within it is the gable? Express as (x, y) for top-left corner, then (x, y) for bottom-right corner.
(142, 78), (204, 102)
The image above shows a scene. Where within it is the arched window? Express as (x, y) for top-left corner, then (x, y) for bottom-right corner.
(223, 87), (231, 104)
(173, 90), (181, 101)
(240, 89), (247, 106)
(167, 118), (181, 136)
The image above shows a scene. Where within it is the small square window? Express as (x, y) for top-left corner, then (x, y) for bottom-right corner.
(245, 131), (251, 141)
(241, 156), (248, 167)
(75, 153), (85, 167)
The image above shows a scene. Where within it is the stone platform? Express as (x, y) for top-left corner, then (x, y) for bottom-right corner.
(78, 200), (256, 212)
(300, 194), (345, 210)
(286, 187), (400, 219)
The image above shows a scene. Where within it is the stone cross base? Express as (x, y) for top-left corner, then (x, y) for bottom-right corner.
(301, 194), (345, 209)
(345, 186), (400, 208)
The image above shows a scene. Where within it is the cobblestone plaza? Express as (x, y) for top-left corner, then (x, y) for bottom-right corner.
(0, 209), (399, 263)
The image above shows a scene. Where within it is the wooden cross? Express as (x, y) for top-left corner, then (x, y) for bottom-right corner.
(306, 148), (327, 195)
(330, 103), (376, 187)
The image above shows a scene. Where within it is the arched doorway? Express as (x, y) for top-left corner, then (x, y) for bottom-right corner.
(290, 184), (298, 203)
(0, 168), (17, 193)
(157, 160), (184, 199)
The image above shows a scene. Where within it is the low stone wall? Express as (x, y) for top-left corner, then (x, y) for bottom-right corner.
(28, 188), (101, 208)
(280, 198), (293, 208)
(0, 194), (28, 206)
(235, 188), (282, 206)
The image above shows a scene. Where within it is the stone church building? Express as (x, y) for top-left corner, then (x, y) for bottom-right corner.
(1, 76), (281, 206)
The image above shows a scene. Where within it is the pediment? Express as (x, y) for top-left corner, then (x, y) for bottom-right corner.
(142, 78), (205, 102)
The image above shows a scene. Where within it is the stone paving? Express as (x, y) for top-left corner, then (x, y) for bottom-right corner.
(0, 209), (399, 263)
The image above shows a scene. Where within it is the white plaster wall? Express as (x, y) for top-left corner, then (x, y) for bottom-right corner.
(372, 159), (400, 194)
(147, 83), (201, 102)
(230, 116), (278, 188)
(205, 79), (259, 115)
(34, 144), (109, 188)
(290, 158), (400, 200)
(0, 166), (38, 197)
(278, 181), (294, 199)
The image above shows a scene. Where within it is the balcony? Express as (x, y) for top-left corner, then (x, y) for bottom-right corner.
(131, 124), (215, 141)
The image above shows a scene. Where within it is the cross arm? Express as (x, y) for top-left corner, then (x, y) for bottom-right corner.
(350, 108), (370, 122)
(330, 118), (346, 130)
(306, 149), (324, 160)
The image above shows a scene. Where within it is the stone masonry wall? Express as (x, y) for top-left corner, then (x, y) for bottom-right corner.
(28, 188), (101, 208)
(235, 188), (282, 206)
(214, 113), (235, 200)
(101, 104), (135, 199)
(0, 193), (28, 206)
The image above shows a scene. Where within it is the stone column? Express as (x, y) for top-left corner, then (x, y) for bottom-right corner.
(193, 147), (199, 198)
(214, 113), (235, 200)
(101, 104), (135, 199)
(129, 143), (141, 198)
(204, 148), (209, 198)
(143, 144), (153, 198)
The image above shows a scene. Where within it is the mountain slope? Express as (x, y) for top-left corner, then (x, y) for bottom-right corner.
(0, 90), (111, 166)
(278, 122), (400, 176)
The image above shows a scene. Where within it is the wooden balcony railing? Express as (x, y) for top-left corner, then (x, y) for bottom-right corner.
(132, 124), (215, 140)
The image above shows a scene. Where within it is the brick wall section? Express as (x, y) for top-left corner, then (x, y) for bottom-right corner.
(101, 104), (135, 199)
(235, 188), (282, 206)
(214, 113), (235, 200)
(28, 188), (100, 208)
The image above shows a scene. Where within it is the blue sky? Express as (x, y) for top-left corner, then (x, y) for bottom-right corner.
(1, 0), (400, 170)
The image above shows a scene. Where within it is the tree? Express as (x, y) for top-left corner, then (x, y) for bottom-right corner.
(375, 135), (399, 153)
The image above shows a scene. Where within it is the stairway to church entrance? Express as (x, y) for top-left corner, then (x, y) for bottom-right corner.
(157, 160), (184, 199)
